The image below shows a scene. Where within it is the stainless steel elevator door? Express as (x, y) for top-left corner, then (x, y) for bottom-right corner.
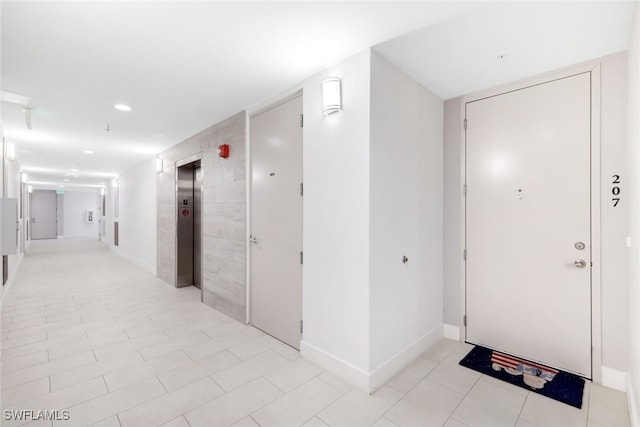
(176, 160), (202, 290)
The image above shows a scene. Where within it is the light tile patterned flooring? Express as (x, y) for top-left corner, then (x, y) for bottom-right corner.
(0, 240), (631, 427)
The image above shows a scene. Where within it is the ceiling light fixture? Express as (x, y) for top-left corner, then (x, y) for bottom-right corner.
(114, 104), (131, 112)
(22, 107), (33, 129)
(83, 150), (94, 154)
(322, 77), (342, 116)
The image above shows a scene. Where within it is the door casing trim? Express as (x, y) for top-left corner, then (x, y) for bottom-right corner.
(458, 63), (602, 383)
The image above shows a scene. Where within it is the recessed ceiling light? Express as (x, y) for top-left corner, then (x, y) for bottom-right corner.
(115, 104), (131, 112)
(71, 168), (78, 172)
(83, 150), (94, 154)
(59, 185), (64, 188)
(64, 179), (70, 182)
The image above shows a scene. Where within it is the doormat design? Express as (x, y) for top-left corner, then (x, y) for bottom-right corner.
(459, 345), (585, 408)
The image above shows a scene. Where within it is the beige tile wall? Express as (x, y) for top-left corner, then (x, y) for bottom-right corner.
(156, 112), (247, 322)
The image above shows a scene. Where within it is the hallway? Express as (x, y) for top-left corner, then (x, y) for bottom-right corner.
(0, 240), (631, 427)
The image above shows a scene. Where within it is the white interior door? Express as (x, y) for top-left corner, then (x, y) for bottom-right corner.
(250, 95), (303, 349)
(465, 72), (592, 377)
(30, 190), (57, 240)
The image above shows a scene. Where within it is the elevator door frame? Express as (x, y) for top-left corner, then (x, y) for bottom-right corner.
(175, 153), (204, 302)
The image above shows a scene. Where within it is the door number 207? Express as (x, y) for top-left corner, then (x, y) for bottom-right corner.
(612, 175), (621, 207)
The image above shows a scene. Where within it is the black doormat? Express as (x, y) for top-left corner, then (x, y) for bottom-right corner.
(459, 345), (585, 409)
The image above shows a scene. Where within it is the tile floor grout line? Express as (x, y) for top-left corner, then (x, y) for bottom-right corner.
(514, 391), (531, 427)
(438, 372), (482, 427)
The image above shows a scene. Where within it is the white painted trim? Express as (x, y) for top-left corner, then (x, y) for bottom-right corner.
(459, 61), (603, 382)
(0, 253), (23, 305)
(300, 340), (370, 392)
(444, 324), (461, 341)
(590, 64), (603, 384)
(110, 245), (156, 276)
(628, 373), (639, 427)
(369, 325), (443, 392)
(601, 366), (628, 392)
(302, 326), (443, 394)
(245, 111), (251, 325)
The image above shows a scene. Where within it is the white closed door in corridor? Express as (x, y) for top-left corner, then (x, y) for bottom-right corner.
(250, 95), (303, 350)
(465, 72), (592, 377)
(30, 190), (57, 240)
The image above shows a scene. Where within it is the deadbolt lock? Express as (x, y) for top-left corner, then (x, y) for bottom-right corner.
(574, 242), (586, 250)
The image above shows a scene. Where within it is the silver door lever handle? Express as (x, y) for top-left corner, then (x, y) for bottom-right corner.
(574, 259), (587, 268)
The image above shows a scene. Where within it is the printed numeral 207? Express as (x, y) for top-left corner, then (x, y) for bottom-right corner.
(612, 175), (621, 207)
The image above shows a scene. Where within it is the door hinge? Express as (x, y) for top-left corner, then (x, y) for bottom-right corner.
(300, 251), (303, 265)
(300, 114), (304, 128)
(463, 184), (467, 196)
(300, 320), (303, 334)
(463, 249), (467, 261)
(463, 315), (467, 327)
(463, 118), (467, 130)
(300, 182), (303, 196)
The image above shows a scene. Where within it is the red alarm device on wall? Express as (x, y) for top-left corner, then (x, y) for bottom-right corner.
(218, 144), (229, 158)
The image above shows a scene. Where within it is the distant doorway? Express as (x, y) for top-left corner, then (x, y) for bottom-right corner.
(30, 190), (57, 240)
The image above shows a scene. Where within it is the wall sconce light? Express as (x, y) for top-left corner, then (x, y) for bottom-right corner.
(155, 157), (163, 173)
(100, 187), (105, 196)
(322, 77), (342, 116)
(21, 172), (28, 184)
(218, 144), (229, 158)
(28, 185), (33, 194)
(112, 178), (118, 189)
(6, 141), (16, 160)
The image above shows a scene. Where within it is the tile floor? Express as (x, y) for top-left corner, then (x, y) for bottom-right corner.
(0, 240), (631, 427)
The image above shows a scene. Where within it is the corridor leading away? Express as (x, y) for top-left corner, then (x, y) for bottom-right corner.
(0, 240), (631, 427)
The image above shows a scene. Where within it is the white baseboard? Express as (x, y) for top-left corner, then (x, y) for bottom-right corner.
(301, 325), (444, 394)
(602, 366), (628, 392)
(110, 246), (156, 275)
(444, 324), (461, 341)
(300, 341), (371, 392)
(369, 325), (443, 392)
(628, 373), (639, 427)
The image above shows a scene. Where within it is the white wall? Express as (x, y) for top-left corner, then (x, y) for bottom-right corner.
(442, 52), (631, 378)
(103, 184), (115, 246)
(626, 2), (640, 424)
(599, 52), (629, 374)
(369, 52), (443, 377)
(117, 158), (157, 274)
(289, 49), (445, 392)
(62, 190), (100, 239)
(300, 50), (373, 380)
(1, 154), (24, 301)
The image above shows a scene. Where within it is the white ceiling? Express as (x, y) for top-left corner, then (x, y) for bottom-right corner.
(375, 1), (634, 100)
(1, 1), (635, 190)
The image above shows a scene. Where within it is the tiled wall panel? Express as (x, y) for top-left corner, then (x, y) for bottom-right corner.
(156, 112), (246, 322)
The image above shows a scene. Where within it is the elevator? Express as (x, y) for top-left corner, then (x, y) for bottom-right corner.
(176, 159), (202, 291)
